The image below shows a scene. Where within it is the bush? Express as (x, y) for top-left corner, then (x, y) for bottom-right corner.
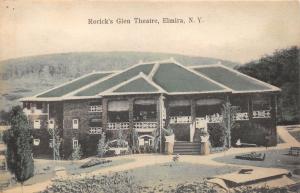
(71, 145), (83, 160)
(42, 172), (139, 193)
(80, 158), (112, 168)
(207, 123), (225, 148)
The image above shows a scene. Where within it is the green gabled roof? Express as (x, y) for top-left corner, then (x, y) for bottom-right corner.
(75, 63), (155, 96)
(113, 77), (159, 93)
(192, 65), (279, 92)
(37, 72), (112, 97)
(152, 63), (228, 93)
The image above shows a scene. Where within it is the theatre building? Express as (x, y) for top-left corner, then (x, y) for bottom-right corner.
(20, 59), (280, 158)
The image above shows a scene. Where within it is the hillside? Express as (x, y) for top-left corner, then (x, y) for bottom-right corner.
(236, 46), (299, 124)
(0, 51), (238, 113)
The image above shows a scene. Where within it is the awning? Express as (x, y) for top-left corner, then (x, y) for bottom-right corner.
(108, 100), (129, 111)
(169, 99), (191, 107)
(196, 99), (223, 106)
(134, 99), (156, 105)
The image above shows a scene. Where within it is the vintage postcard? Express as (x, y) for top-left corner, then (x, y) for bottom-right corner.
(0, 1), (299, 193)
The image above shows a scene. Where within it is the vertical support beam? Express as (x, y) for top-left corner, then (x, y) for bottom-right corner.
(190, 99), (196, 142)
(102, 98), (108, 131)
(270, 94), (277, 146)
(128, 98), (134, 131)
(248, 95), (253, 122)
(226, 95), (231, 148)
(157, 95), (163, 153)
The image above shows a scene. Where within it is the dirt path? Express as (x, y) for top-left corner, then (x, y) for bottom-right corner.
(3, 126), (299, 193)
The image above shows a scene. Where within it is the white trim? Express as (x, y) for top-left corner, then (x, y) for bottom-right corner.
(189, 64), (222, 69)
(148, 62), (160, 79)
(167, 90), (231, 95)
(190, 64), (281, 92)
(101, 72), (167, 96)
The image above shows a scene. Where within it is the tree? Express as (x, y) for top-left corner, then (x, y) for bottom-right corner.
(71, 144), (82, 161)
(3, 106), (34, 192)
(236, 46), (299, 124)
(220, 101), (237, 148)
(97, 132), (108, 157)
(48, 126), (62, 161)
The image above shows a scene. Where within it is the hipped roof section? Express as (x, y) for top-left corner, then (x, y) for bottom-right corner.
(191, 64), (281, 93)
(20, 58), (280, 102)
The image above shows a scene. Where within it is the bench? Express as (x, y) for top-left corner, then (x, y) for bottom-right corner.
(288, 147), (300, 156)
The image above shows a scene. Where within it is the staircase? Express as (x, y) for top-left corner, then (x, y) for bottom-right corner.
(173, 141), (201, 155)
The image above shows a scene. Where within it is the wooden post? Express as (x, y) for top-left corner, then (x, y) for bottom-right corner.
(190, 99), (196, 142)
(102, 98), (108, 130)
(128, 98), (135, 150)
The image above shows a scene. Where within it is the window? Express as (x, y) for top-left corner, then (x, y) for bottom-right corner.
(33, 139), (40, 146)
(34, 120), (41, 129)
(72, 119), (79, 129)
(73, 139), (79, 149)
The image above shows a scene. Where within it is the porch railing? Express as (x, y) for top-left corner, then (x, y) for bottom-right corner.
(23, 108), (47, 116)
(253, 110), (271, 118)
(233, 112), (249, 121)
(89, 127), (103, 134)
(134, 122), (158, 131)
(107, 122), (130, 130)
(169, 116), (192, 124)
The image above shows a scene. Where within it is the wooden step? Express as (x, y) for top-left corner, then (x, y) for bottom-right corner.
(173, 141), (201, 155)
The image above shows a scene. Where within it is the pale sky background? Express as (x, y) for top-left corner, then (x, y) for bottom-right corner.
(0, 1), (300, 63)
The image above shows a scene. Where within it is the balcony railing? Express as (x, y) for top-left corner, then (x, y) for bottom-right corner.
(233, 112), (249, 121)
(253, 110), (271, 118)
(107, 122), (130, 130)
(134, 122), (157, 132)
(23, 108), (47, 116)
(170, 116), (192, 124)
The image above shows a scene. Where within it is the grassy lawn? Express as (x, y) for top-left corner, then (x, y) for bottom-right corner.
(213, 148), (300, 171)
(4, 157), (135, 190)
(127, 162), (239, 187)
(288, 130), (300, 142)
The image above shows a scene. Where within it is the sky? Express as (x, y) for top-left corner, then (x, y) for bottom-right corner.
(0, 1), (300, 63)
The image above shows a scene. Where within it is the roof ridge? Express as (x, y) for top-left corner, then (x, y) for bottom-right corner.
(100, 72), (166, 96)
(188, 64), (222, 68)
(148, 62), (160, 79)
(70, 61), (155, 97)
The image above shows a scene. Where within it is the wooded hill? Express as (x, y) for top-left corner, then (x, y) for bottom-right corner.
(0, 51), (238, 115)
(236, 46), (299, 124)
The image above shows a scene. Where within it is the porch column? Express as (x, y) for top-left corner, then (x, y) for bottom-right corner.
(270, 94), (277, 146)
(102, 98), (108, 130)
(190, 99), (196, 142)
(128, 98), (134, 145)
(157, 95), (162, 153)
(247, 95), (253, 121)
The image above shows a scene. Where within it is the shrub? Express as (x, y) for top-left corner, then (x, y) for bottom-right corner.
(97, 132), (109, 158)
(71, 145), (83, 160)
(80, 158), (112, 168)
(207, 123), (225, 148)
